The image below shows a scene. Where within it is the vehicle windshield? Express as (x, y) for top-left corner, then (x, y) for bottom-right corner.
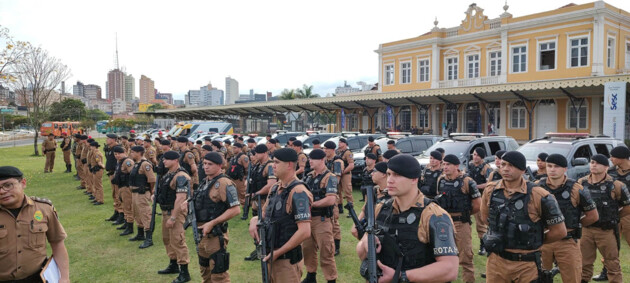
(420, 141), (469, 158)
(517, 143), (572, 161)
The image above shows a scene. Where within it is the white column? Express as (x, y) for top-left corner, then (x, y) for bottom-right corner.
(591, 96), (601, 135)
(432, 104), (439, 134)
(499, 101), (507, 136)
(377, 45), (383, 92)
(592, 8), (605, 76)
(500, 30), (508, 83)
(431, 42), (440, 88)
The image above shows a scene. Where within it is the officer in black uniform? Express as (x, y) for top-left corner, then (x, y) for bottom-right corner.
(418, 150), (443, 198)
(104, 134), (120, 222)
(357, 154), (460, 282)
(359, 153), (377, 202)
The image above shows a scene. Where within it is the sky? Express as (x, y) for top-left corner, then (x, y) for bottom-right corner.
(1, 0), (628, 101)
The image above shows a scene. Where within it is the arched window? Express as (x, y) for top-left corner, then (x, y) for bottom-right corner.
(510, 101), (526, 128)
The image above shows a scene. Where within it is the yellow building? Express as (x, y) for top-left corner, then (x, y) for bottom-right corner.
(367, 1), (630, 141)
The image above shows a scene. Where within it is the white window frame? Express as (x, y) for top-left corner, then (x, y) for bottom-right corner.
(537, 39), (557, 71)
(566, 99), (589, 130)
(607, 35), (615, 68)
(625, 39), (630, 70)
(384, 64), (395, 86)
(487, 50), (502, 77)
(400, 61), (412, 84)
(445, 56), (459, 81)
(416, 107), (429, 128)
(466, 53), (480, 78)
(567, 34), (590, 68)
(510, 101), (527, 129)
(417, 58), (430, 82)
(510, 44), (528, 73)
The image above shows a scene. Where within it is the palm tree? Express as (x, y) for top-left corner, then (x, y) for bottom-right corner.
(280, 88), (296, 100)
(296, 84), (319, 99)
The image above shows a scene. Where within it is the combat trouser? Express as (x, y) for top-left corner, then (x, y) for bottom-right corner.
(303, 215), (337, 280)
(581, 227), (623, 283)
(453, 220), (474, 282)
(162, 210), (190, 265)
(541, 237), (581, 283)
(132, 190), (151, 231)
(198, 229), (230, 283)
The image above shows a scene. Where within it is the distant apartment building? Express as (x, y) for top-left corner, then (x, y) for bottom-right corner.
(139, 75), (155, 104)
(186, 83), (224, 107)
(155, 92), (173, 104)
(225, 76), (239, 105)
(112, 99), (126, 114)
(0, 84), (15, 105)
(124, 74), (135, 102)
(335, 81), (360, 95)
(73, 81), (102, 101)
(174, 100), (185, 106)
(107, 69), (125, 101)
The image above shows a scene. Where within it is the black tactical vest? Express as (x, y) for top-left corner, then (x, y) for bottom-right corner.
(490, 169), (502, 182)
(179, 150), (193, 175)
(228, 153), (245, 180)
(336, 149), (349, 168)
(194, 174), (229, 223)
(609, 167), (630, 188)
(105, 145), (117, 172)
(581, 178), (619, 230)
(113, 158), (131, 187)
(467, 162), (488, 185)
(157, 168), (187, 210)
(197, 160), (206, 182)
(419, 167), (442, 198)
(539, 178), (581, 233)
(304, 171), (334, 217)
(253, 160), (272, 193)
(436, 176), (472, 222)
(376, 198), (436, 271)
(487, 182), (544, 250)
(264, 180), (304, 250)
(129, 160), (149, 191)
(361, 167), (376, 188)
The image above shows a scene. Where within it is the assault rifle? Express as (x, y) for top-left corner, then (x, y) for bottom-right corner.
(256, 194), (270, 283)
(241, 155), (253, 220)
(186, 185), (200, 253)
(345, 202), (365, 239)
(148, 173), (160, 234)
(361, 185), (379, 283)
(526, 166), (536, 182)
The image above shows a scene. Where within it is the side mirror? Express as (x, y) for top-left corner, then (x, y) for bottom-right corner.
(572, 157), (588, 166)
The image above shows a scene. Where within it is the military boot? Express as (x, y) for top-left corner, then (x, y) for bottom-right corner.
(106, 210), (119, 222)
(129, 228), (145, 241)
(338, 204), (344, 214)
(334, 239), (340, 256)
(119, 222), (134, 236)
(478, 239), (487, 256)
(65, 164), (72, 173)
(112, 213), (125, 226)
(301, 272), (316, 283)
(592, 267), (607, 281)
(139, 231), (153, 249)
(157, 259), (179, 274)
(172, 264), (191, 283)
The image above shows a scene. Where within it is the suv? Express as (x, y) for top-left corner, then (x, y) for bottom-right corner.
(258, 131), (305, 146)
(324, 133), (385, 154)
(517, 133), (627, 180)
(416, 133), (520, 170)
(352, 133), (441, 183)
(297, 132), (340, 154)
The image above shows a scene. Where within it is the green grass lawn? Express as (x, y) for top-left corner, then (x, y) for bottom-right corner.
(1, 140), (629, 282)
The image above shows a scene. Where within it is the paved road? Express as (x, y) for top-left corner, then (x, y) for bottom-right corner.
(0, 137), (44, 148)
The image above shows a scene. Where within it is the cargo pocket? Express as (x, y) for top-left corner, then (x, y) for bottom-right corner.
(28, 222), (48, 249)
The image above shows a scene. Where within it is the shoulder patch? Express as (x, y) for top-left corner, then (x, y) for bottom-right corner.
(30, 196), (53, 206)
(145, 164), (152, 172)
(126, 160), (132, 167)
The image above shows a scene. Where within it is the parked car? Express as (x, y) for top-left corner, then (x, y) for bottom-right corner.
(258, 131), (305, 146)
(297, 132), (340, 154)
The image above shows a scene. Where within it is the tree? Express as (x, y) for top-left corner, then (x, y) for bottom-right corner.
(86, 109), (109, 122)
(295, 84), (319, 99)
(48, 98), (87, 121)
(0, 25), (30, 83)
(147, 103), (164, 112)
(8, 46), (71, 155)
(280, 88), (296, 100)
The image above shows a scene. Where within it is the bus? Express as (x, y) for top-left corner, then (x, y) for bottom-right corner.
(40, 121), (83, 137)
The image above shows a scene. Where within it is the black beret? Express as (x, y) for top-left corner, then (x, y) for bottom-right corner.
(155, 137), (161, 140)
(255, 144), (268, 153)
(312, 139), (321, 145)
(170, 136), (177, 141)
(201, 145), (212, 151)
(266, 134), (272, 137)
(211, 141), (221, 148)
(324, 141), (336, 149)
(163, 150), (180, 160)
(502, 151), (527, 171)
(80, 135), (88, 140)
(435, 147), (445, 154)
(368, 136), (375, 142)
(366, 153), (377, 160)
(131, 145), (144, 152)
(611, 146), (630, 159)
(204, 137), (212, 141)
(339, 138), (348, 144)
(292, 140), (303, 147)
(177, 137), (188, 143)
(537, 153), (549, 161)
(128, 138), (135, 142)
(309, 149), (326, 160)
(224, 140), (231, 145)
(268, 139), (277, 144)
(374, 162), (388, 174)
(289, 137), (297, 142)
(495, 150), (506, 159)
(195, 140), (202, 145)
(87, 138), (94, 143)
(121, 135), (128, 140)
(443, 154), (460, 165)
(112, 146), (125, 153)
(474, 147), (487, 158)
(247, 138), (256, 143)
(233, 143), (244, 148)
(591, 154), (609, 167)
(204, 152), (223, 165)
(387, 140), (395, 145)
(387, 154), (421, 179)
(74, 134), (81, 138)
(274, 148), (298, 162)
(106, 134), (118, 139)
(160, 140), (171, 146)
(430, 151), (442, 161)
(90, 141), (100, 148)
(383, 149), (399, 160)
(144, 138), (152, 142)
(545, 154), (567, 168)
(0, 166), (23, 180)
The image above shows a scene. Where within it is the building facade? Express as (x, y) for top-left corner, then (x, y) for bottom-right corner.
(107, 69), (125, 101)
(225, 76), (239, 105)
(139, 75), (155, 104)
(124, 74), (135, 102)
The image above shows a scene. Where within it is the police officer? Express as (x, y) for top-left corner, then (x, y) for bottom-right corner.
(224, 140), (234, 161)
(436, 154), (480, 283)
(386, 140), (399, 153)
(356, 154), (460, 283)
(155, 137), (164, 159)
(191, 140), (202, 162)
(89, 141), (105, 205)
(156, 151), (192, 283)
(336, 138), (354, 210)
(302, 149), (338, 283)
(381, 149), (399, 162)
(293, 140), (308, 180)
(359, 153), (377, 202)
(608, 146), (630, 247)
(480, 151), (567, 283)
(192, 152), (241, 282)
(82, 138), (94, 197)
(533, 153), (548, 180)
(144, 138), (159, 167)
(177, 136), (198, 191)
(311, 139), (321, 150)
(60, 132), (72, 173)
(537, 154), (598, 283)
(121, 135), (130, 154)
(248, 148), (314, 282)
(227, 143), (249, 205)
(246, 138), (257, 153)
(0, 166), (70, 283)
(466, 147), (492, 256)
(418, 150), (443, 198)
(486, 150), (506, 183)
(350, 161), (390, 240)
(578, 154), (630, 283)
(42, 133), (57, 173)
(112, 146), (133, 228)
(266, 138), (277, 158)
(105, 134), (121, 221)
(324, 141), (343, 256)
(197, 145), (213, 184)
(72, 134), (81, 179)
(364, 136), (382, 162)
(128, 146), (157, 248)
(75, 135), (88, 190)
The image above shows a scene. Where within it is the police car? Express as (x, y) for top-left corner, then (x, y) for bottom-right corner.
(517, 132), (627, 180)
(296, 131), (339, 154)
